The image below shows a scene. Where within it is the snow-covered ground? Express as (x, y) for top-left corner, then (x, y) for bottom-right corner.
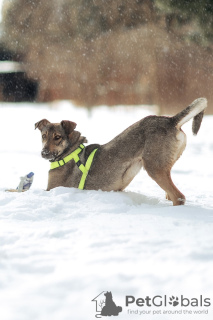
(0, 101), (212, 320)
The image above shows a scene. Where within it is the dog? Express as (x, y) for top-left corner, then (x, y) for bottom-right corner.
(35, 97), (207, 206)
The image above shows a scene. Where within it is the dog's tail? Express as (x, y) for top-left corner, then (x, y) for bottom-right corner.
(172, 97), (207, 135)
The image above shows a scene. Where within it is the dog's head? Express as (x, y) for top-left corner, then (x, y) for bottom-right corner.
(35, 119), (79, 161)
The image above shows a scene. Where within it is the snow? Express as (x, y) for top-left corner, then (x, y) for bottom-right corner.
(0, 101), (212, 320)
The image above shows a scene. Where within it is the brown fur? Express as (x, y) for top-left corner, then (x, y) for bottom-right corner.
(35, 98), (207, 206)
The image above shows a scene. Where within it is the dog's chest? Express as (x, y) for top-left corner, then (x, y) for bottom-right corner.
(47, 160), (81, 190)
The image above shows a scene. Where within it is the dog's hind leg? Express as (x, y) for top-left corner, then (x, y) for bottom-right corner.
(144, 166), (185, 206)
(142, 126), (187, 205)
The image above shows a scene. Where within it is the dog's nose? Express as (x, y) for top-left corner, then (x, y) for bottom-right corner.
(41, 149), (50, 157)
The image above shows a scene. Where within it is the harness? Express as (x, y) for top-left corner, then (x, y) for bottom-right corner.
(50, 144), (98, 190)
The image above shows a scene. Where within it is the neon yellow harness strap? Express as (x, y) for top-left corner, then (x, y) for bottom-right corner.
(50, 144), (85, 170)
(50, 144), (98, 190)
(78, 148), (98, 190)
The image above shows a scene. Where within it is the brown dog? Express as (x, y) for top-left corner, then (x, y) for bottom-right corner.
(35, 98), (207, 206)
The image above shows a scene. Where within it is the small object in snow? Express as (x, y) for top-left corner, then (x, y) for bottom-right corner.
(6, 172), (34, 192)
(17, 172), (34, 192)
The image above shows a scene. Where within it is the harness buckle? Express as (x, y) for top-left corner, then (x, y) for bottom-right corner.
(79, 144), (85, 151)
(58, 159), (65, 167)
(76, 160), (82, 167)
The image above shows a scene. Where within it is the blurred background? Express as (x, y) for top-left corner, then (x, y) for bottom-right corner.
(0, 0), (213, 113)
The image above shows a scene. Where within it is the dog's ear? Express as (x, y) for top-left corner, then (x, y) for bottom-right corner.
(60, 120), (77, 135)
(35, 119), (50, 131)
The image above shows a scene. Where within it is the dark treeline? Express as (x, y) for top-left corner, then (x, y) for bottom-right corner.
(1, 0), (213, 112)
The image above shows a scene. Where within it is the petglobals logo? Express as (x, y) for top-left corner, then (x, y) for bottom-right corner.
(125, 295), (211, 308)
(92, 291), (122, 318)
(92, 292), (211, 317)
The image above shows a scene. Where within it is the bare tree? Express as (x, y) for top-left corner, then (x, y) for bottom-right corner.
(99, 299), (105, 310)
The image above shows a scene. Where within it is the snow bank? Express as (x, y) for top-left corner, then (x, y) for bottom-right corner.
(0, 101), (212, 320)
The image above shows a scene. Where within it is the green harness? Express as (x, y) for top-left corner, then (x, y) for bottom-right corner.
(50, 144), (98, 190)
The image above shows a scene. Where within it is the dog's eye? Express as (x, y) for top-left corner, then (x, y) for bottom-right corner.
(42, 134), (46, 139)
(54, 135), (61, 140)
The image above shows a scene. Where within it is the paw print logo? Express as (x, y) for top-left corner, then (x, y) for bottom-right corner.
(169, 296), (179, 307)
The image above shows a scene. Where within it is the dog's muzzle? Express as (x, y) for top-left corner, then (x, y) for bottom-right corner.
(41, 148), (56, 160)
